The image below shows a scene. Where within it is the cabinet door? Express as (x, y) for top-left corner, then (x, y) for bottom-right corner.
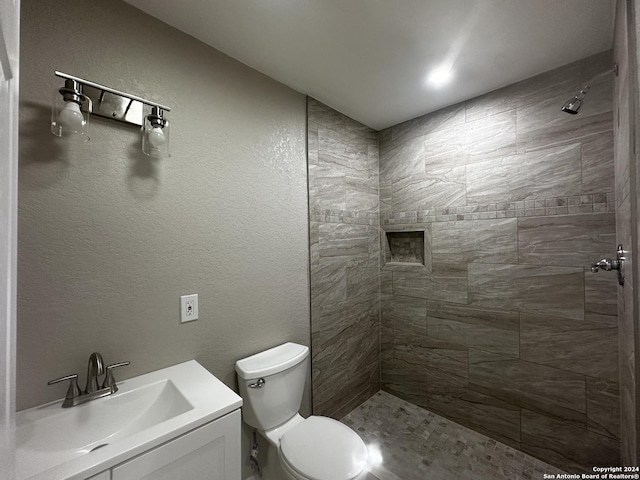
(112, 410), (240, 480)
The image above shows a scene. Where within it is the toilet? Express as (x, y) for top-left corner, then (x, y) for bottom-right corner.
(235, 342), (368, 480)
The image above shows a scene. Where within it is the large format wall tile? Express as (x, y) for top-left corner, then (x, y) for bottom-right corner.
(468, 263), (584, 320)
(521, 409), (619, 473)
(318, 223), (373, 265)
(382, 333), (430, 408)
(393, 267), (467, 304)
(585, 270), (618, 324)
(308, 99), (380, 418)
(464, 59), (581, 123)
(469, 350), (586, 422)
(431, 219), (517, 264)
(380, 135), (425, 183)
(308, 97), (345, 131)
(308, 165), (346, 210)
(517, 111), (613, 154)
(345, 179), (379, 214)
(426, 301), (519, 357)
(586, 377), (620, 440)
(391, 167), (466, 212)
(386, 102), (466, 152)
(310, 262), (346, 308)
(427, 375), (522, 447)
(381, 294), (427, 334)
(393, 332), (469, 379)
(314, 329), (379, 418)
(520, 313), (618, 381)
(466, 144), (582, 204)
(381, 361), (429, 409)
(346, 264), (379, 298)
(423, 110), (517, 169)
(318, 125), (374, 179)
(518, 213), (616, 267)
(582, 131), (615, 194)
(313, 296), (379, 338)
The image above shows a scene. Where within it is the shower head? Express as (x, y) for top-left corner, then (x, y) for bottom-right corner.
(561, 65), (617, 115)
(561, 95), (583, 114)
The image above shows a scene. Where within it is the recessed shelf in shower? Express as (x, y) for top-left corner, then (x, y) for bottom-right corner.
(385, 231), (425, 266)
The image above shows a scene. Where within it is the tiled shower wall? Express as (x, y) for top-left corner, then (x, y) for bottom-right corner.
(379, 51), (621, 473)
(308, 98), (381, 418)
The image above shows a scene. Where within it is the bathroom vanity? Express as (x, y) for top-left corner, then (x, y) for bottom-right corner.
(16, 361), (242, 480)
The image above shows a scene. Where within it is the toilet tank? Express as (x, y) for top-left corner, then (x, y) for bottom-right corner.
(235, 342), (309, 431)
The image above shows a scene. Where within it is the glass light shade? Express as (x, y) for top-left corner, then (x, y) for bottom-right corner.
(51, 91), (90, 142)
(141, 112), (170, 158)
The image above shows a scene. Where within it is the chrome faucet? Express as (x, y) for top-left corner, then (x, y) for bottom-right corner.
(85, 352), (105, 394)
(47, 352), (129, 408)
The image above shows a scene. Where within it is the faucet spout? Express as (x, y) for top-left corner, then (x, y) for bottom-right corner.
(85, 352), (105, 394)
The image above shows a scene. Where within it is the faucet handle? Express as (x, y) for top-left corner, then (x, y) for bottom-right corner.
(48, 374), (81, 407)
(102, 361), (130, 391)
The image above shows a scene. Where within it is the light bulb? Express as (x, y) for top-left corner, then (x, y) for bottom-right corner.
(147, 126), (166, 148)
(59, 101), (84, 132)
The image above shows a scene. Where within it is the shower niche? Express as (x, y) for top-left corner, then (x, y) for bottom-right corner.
(382, 229), (430, 272)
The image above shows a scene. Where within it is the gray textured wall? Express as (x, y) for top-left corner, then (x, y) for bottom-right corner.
(378, 51), (620, 473)
(18, 0), (310, 434)
(307, 98), (380, 419)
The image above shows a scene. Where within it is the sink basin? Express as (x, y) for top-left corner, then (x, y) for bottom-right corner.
(18, 379), (192, 456)
(16, 360), (242, 480)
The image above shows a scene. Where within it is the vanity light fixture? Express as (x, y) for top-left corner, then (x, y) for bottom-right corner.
(51, 79), (92, 141)
(142, 106), (170, 158)
(51, 71), (172, 158)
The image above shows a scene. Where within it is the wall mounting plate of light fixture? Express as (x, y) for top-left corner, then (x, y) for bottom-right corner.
(51, 71), (172, 158)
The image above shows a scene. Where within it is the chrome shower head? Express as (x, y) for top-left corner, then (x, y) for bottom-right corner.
(561, 96), (582, 114)
(561, 65), (617, 115)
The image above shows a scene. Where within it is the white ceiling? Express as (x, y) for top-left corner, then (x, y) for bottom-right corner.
(123, 0), (615, 130)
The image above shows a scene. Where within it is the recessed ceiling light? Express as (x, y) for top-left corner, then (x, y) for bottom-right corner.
(427, 65), (453, 88)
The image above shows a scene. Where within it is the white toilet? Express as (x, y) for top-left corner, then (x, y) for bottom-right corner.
(235, 342), (368, 480)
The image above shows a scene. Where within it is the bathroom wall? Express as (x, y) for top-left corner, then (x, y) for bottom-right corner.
(613, 0), (640, 466)
(379, 51), (620, 472)
(18, 0), (310, 430)
(307, 98), (380, 419)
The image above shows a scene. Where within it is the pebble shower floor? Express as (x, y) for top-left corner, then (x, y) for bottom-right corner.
(341, 391), (565, 480)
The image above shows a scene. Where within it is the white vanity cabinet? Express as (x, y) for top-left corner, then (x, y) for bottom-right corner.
(111, 410), (240, 480)
(17, 361), (243, 480)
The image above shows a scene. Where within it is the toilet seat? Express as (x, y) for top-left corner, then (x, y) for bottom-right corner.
(279, 416), (368, 480)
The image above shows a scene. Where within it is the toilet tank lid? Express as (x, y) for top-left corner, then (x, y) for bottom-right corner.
(235, 342), (309, 379)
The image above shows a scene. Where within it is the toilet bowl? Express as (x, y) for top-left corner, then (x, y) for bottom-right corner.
(277, 415), (368, 480)
(235, 343), (368, 480)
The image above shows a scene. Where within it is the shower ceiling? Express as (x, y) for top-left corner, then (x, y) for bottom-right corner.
(123, 0), (614, 130)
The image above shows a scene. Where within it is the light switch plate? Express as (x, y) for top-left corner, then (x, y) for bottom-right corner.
(180, 294), (199, 323)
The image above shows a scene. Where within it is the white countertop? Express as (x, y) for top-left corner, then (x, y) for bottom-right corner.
(15, 360), (242, 480)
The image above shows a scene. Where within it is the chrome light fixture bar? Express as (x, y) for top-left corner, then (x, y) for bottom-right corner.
(52, 71), (172, 158)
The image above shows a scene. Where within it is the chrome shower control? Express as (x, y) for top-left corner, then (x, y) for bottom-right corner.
(591, 244), (625, 286)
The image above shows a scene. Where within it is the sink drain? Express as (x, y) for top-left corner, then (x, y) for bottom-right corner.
(90, 444), (108, 453)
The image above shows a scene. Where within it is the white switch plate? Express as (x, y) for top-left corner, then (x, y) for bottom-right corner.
(180, 294), (199, 323)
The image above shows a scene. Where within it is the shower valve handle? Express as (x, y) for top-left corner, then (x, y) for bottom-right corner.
(591, 244), (625, 286)
(590, 258), (620, 272)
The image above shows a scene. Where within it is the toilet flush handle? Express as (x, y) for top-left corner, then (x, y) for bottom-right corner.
(249, 378), (265, 388)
